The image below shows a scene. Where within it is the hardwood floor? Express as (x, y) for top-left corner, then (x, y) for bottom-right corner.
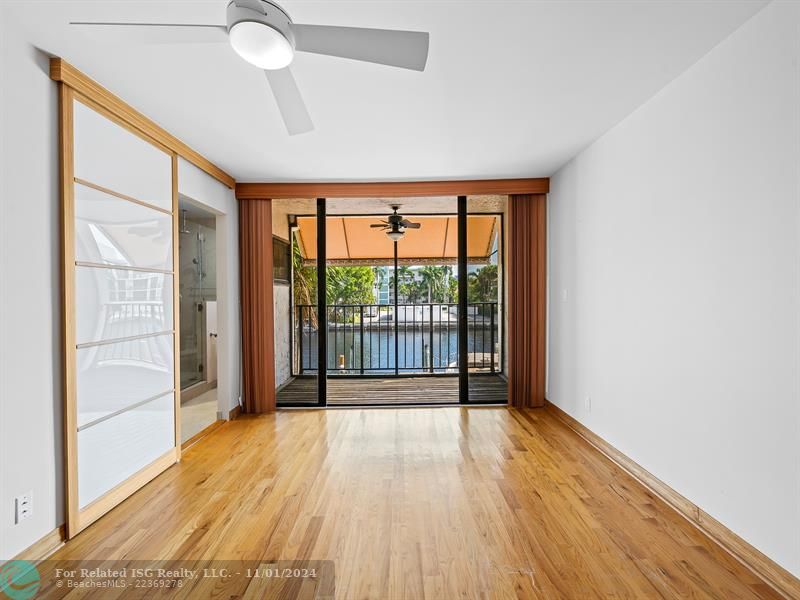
(39, 407), (778, 599)
(277, 375), (508, 405)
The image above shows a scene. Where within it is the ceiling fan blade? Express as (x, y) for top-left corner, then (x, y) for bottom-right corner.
(264, 68), (314, 136)
(401, 221), (421, 229)
(69, 22), (228, 44)
(370, 223), (389, 228)
(234, 0), (266, 13)
(292, 24), (429, 71)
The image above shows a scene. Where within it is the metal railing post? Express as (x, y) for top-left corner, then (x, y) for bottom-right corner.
(359, 304), (365, 374)
(429, 304), (434, 373)
(290, 301), (498, 377)
(490, 303), (495, 373)
(332, 305), (338, 372)
(298, 305), (304, 375)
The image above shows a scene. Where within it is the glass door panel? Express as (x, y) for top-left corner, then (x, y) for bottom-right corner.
(66, 94), (178, 535)
(325, 214), (398, 377)
(323, 197), (459, 405)
(465, 196), (507, 404)
(280, 205), (320, 406)
(178, 210), (216, 390)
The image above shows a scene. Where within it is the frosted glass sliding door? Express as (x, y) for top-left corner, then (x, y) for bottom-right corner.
(61, 90), (180, 536)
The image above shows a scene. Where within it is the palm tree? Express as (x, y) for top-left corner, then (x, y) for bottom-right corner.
(447, 275), (458, 303)
(391, 266), (415, 302)
(374, 266), (387, 288)
(397, 266), (413, 285)
(292, 240), (318, 327)
(420, 265), (448, 303)
(467, 265), (498, 314)
(293, 241), (315, 305)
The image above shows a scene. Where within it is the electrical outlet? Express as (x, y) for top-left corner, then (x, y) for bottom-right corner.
(15, 491), (33, 524)
(585, 396), (592, 412)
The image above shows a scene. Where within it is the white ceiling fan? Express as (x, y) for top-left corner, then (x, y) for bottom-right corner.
(70, 0), (429, 136)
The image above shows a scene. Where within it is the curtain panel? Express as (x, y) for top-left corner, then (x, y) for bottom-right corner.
(508, 194), (547, 408)
(239, 198), (277, 413)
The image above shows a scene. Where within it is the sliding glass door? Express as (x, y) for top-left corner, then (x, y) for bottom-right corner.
(325, 213), (397, 378)
(281, 202), (321, 406)
(280, 195), (507, 407)
(322, 198), (460, 405)
(465, 195), (506, 404)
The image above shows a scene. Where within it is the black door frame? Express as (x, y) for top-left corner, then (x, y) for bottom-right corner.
(316, 198), (327, 407)
(457, 195), (469, 404)
(281, 197), (507, 407)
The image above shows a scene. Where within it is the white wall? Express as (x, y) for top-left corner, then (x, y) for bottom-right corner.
(177, 159), (241, 416)
(273, 286), (291, 387)
(0, 10), (63, 559)
(0, 7), (241, 558)
(548, 0), (800, 576)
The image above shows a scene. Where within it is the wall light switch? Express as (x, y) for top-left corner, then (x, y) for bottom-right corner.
(14, 491), (32, 524)
(585, 396), (592, 412)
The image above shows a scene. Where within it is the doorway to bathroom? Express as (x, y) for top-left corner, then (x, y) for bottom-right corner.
(178, 200), (219, 443)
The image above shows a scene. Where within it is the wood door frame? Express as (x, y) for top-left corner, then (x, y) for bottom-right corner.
(59, 83), (79, 536)
(53, 58), (233, 538)
(59, 87), (181, 537)
(50, 58), (234, 188)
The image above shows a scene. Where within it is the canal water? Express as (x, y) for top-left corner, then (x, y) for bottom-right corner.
(298, 326), (499, 374)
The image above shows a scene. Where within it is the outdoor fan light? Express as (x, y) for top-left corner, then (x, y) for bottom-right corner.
(386, 227), (405, 242)
(372, 206), (420, 242)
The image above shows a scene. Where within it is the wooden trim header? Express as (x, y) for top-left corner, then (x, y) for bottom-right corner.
(236, 178), (549, 199)
(50, 58), (235, 189)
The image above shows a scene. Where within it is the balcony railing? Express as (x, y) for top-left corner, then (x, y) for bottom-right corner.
(294, 302), (500, 376)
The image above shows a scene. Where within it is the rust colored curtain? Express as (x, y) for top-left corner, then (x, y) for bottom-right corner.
(239, 199), (276, 413)
(508, 194), (547, 408)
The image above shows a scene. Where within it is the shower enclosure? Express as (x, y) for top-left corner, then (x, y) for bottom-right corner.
(178, 207), (217, 390)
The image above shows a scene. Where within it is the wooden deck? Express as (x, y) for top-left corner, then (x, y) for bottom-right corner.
(277, 375), (508, 405)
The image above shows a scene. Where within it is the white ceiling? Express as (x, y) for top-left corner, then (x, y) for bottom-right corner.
(6, 0), (767, 182)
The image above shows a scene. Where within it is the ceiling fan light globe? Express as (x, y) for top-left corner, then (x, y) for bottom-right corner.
(229, 21), (294, 70)
(386, 230), (405, 242)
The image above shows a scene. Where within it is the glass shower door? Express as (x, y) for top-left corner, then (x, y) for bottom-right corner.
(179, 210), (215, 389)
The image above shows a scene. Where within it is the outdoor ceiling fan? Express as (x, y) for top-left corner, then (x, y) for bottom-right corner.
(371, 206), (421, 242)
(70, 0), (429, 136)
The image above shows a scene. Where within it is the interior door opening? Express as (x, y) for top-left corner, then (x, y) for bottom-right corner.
(178, 199), (220, 441)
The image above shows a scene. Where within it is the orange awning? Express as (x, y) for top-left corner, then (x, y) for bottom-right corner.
(296, 215), (498, 265)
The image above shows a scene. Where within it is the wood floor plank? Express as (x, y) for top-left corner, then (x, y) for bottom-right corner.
(36, 407), (777, 599)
